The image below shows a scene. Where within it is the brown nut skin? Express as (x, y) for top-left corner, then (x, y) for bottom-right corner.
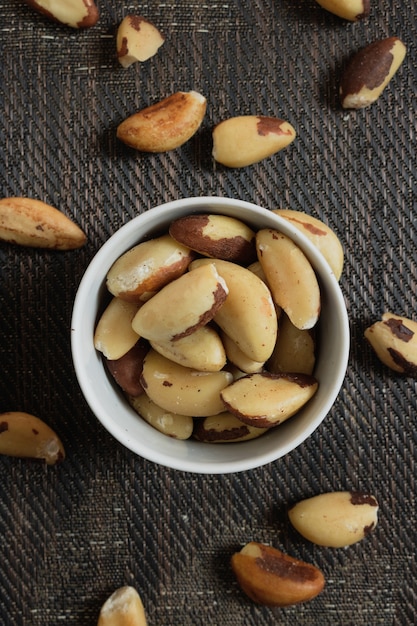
(106, 235), (195, 302)
(314, 0), (370, 21)
(212, 116), (296, 168)
(288, 491), (379, 547)
(23, 0), (99, 28)
(169, 214), (257, 265)
(117, 91), (207, 152)
(0, 412), (65, 465)
(340, 37), (406, 109)
(104, 339), (149, 397)
(231, 542), (325, 607)
(364, 312), (417, 377)
(117, 15), (164, 68)
(97, 585), (148, 626)
(0, 197), (86, 249)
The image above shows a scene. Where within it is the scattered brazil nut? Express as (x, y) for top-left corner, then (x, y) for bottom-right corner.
(169, 213), (257, 265)
(364, 312), (417, 377)
(256, 228), (321, 330)
(288, 491), (379, 547)
(340, 37), (406, 109)
(0, 411), (65, 465)
(212, 115), (296, 168)
(0, 197), (86, 249)
(116, 91), (207, 152)
(23, 0), (99, 28)
(220, 372), (318, 428)
(97, 585), (148, 626)
(314, 0), (370, 21)
(106, 234), (195, 302)
(116, 15), (164, 68)
(231, 542), (325, 606)
(273, 209), (344, 280)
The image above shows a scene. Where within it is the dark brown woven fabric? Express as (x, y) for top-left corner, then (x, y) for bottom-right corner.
(0, 1), (416, 624)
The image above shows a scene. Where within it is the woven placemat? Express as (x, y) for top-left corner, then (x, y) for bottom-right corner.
(0, 0), (416, 624)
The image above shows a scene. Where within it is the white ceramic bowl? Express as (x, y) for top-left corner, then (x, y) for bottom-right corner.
(71, 197), (349, 474)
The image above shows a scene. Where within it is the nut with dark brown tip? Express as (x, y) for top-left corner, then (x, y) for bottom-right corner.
(231, 542), (325, 607)
(364, 312), (417, 377)
(288, 491), (379, 547)
(340, 37), (406, 109)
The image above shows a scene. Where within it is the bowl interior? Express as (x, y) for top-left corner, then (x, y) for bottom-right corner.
(71, 197), (349, 473)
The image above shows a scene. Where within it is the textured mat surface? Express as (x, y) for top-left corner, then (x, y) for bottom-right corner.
(0, 1), (416, 624)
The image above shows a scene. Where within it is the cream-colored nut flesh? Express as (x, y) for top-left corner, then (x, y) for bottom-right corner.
(221, 331), (265, 374)
(117, 15), (164, 67)
(0, 412), (65, 465)
(97, 585), (148, 626)
(193, 412), (267, 442)
(129, 394), (193, 439)
(94, 297), (142, 360)
(268, 313), (316, 375)
(141, 349), (233, 416)
(364, 312), (417, 377)
(117, 91), (207, 152)
(231, 542), (325, 607)
(0, 197), (86, 249)
(150, 325), (226, 372)
(212, 116), (296, 168)
(288, 491), (379, 547)
(340, 37), (406, 109)
(256, 229), (320, 330)
(220, 372), (318, 428)
(24, 0), (99, 28)
(190, 258), (277, 362)
(273, 209), (344, 280)
(314, 0), (370, 21)
(132, 263), (228, 342)
(169, 213), (256, 265)
(106, 234), (194, 302)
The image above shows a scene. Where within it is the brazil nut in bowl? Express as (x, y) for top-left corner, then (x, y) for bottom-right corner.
(71, 197), (349, 474)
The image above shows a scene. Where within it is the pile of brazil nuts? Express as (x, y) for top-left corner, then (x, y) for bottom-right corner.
(93, 211), (344, 444)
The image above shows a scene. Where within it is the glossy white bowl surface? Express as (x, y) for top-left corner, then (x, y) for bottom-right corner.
(71, 197), (349, 474)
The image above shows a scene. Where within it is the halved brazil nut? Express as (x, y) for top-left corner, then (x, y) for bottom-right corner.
(231, 542), (325, 606)
(190, 258), (277, 362)
(273, 209), (344, 280)
(340, 37), (406, 109)
(132, 263), (228, 342)
(140, 349), (233, 416)
(256, 229), (321, 330)
(212, 115), (296, 167)
(116, 15), (164, 68)
(106, 234), (194, 302)
(220, 372), (318, 428)
(364, 312), (417, 377)
(0, 411), (65, 465)
(169, 213), (257, 265)
(288, 491), (379, 547)
(117, 91), (207, 152)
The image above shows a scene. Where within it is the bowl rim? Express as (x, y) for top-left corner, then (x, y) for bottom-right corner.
(71, 196), (350, 474)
